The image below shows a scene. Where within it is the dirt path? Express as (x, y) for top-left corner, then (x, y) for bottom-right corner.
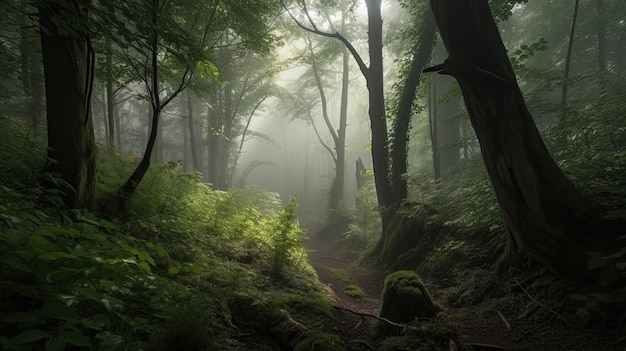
(307, 236), (385, 350)
(307, 236), (623, 351)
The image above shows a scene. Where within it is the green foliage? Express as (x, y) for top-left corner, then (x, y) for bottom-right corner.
(338, 179), (381, 254)
(0, 119), (325, 350)
(343, 284), (365, 299)
(269, 195), (307, 277)
(0, 184), (163, 350)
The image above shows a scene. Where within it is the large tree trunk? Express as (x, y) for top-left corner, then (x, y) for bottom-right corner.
(427, 0), (594, 275)
(365, 0), (393, 210)
(39, 0), (97, 209)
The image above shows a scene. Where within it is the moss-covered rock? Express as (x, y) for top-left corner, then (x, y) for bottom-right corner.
(378, 270), (442, 333)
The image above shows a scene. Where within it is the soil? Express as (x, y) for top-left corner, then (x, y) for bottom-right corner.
(306, 235), (625, 351)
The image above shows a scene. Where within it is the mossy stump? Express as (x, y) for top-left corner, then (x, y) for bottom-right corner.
(378, 270), (442, 334)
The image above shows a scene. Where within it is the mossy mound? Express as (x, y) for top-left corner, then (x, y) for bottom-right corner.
(378, 270), (442, 333)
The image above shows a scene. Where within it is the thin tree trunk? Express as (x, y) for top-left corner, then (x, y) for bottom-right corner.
(596, 0), (606, 74)
(120, 16), (160, 200)
(429, 76), (441, 181)
(435, 75), (461, 179)
(187, 92), (200, 171)
(106, 38), (116, 148)
(427, 0), (595, 275)
(334, 45), (349, 213)
(390, 7), (437, 198)
(561, 0), (580, 110)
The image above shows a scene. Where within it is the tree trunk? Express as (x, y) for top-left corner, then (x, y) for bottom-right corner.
(433, 75), (461, 180)
(207, 89), (221, 187)
(105, 38), (116, 148)
(390, 7), (437, 199)
(333, 46), (349, 214)
(596, 0), (606, 74)
(120, 4), (160, 200)
(20, 0), (43, 128)
(187, 92), (200, 171)
(427, 0), (594, 275)
(561, 0), (580, 110)
(429, 77), (440, 181)
(39, 0), (97, 209)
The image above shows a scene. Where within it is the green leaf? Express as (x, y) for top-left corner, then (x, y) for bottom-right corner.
(80, 314), (109, 330)
(46, 337), (66, 351)
(8, 282), (38, 297)
(6, 329), (49, 345)
(1, 310), (43, 325)
(59, 330), (91, 347)
(28, 234), (55, 249)
(137, 261), (151, 274)
(168, 266), (180, 275)
(99, 279), (116, 289)
(3, 254), (32, 273)
(42, 302), (79, 321)
(39, 251), (78, 261)
(76, 287), (102, 302)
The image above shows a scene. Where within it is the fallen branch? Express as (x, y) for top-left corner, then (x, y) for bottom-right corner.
(513, 278), (576, 328)
(496, 310), (510, 330)
(350, 315), (364, 332)
(332, 305), (411, 329)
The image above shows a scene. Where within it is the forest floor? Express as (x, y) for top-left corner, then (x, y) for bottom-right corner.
(306, 235), (623, 351)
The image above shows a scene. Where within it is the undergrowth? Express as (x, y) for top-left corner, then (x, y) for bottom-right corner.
(0, 116), (328, 350)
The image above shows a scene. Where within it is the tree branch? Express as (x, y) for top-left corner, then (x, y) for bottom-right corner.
(283, 0), (369, 78)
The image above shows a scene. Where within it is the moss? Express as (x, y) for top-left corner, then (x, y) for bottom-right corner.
(326, 266), (352, 284)
(380, 335), (423, 351)
(344, 284), (365, 299)
(293, 331), (346, 351)
(377, 270), (442, 334)
(279, 292), (333, 318)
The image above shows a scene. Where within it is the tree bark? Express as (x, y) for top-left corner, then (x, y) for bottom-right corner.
(390, 7), (437, 199)
(105, 38), (116, 148)
(120, 15), (161, 200)
(39, 0), (97, 209)
(561, 0), (580, 111)
(365, 0), (393, 210)
(426, 0), (593, 275)
(187, 92), (200, 171)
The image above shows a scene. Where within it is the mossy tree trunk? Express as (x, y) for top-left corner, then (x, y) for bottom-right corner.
(426, 0), (596, 275)
(372, 6), (437, 262)
(39, 0), (97, 210)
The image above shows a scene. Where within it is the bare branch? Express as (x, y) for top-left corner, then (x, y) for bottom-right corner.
(283, 0), (369, 78)
(308, 110), (337, 163)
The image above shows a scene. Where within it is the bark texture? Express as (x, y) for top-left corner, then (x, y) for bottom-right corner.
(39, 0), (97, 209)
(427, 0), (592, 275)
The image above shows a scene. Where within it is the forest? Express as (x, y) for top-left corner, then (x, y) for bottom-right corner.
(0, 0), (625, 350)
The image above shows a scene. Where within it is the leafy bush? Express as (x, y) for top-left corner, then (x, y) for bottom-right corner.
(0, 188), (163, 350)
